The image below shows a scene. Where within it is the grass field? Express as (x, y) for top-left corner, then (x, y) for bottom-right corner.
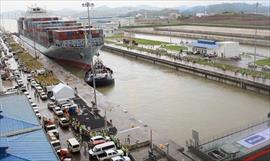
(36, 71), (60, 86)
(160, 44), (187, 51)
(256, 59), (270, 66)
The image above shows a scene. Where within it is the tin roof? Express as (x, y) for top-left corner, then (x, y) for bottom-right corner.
(0, 94), (59, 161)
(1, 130), (58, 161)
(191, 41), (217, 49)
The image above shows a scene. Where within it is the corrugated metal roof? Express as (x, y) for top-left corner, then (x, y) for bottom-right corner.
(191, 42), (217, 49)
(0, 94), (59, 161)
(0, 154), (29, 161)
(4, 129), (58, 161)
(0, 95), (39, 124)
(0, 116), (39, 137)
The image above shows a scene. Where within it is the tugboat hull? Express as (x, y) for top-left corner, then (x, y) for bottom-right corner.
(86, 77), (115, 87)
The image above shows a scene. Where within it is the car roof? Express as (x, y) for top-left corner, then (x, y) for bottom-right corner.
(67, 138), (79, 145)
(94, 141), (115, 148)
(51, 140), (60, 144)
(111, 156), (122, 160)
(105, 149), (116, 153)
(91, 135), (104, 140)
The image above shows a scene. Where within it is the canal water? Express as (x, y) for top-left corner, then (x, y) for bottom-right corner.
(60, 50), (270, 145)
(2, 19), (270, 145)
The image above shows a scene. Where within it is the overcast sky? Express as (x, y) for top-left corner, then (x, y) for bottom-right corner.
(0, 0), (267, 12)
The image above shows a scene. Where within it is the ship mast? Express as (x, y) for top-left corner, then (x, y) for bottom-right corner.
(82, 2), (97, 109)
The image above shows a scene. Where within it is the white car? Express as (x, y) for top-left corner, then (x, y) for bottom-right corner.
(17, 79), (23, 86)
(36, 112), (41, 119)
(32, 107), (39, 111)
(53, 106), (63, 116)
(45, 124), (59, 138)
(96, 149), (124, 161)
(24, 91), (30, 95)
(40, 92), (48, 100)
(31, 103), (37, 107)
(59, 117), (69, 128)
(90, 135), (111, 143)
(111, 156), (131, 161)
(27, 95), (32, 100)
(51, 140), (61, 151)
(31, 80), (38, 87)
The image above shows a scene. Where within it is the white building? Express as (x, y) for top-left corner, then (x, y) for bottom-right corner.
(216, 41), (240, 58)
(187, 39), (239, 58)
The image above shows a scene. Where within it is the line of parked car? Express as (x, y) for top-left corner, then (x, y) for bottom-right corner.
(88, 136), (131, 161)
(45, 99), (81, 161)
(47, 99), (131, 161)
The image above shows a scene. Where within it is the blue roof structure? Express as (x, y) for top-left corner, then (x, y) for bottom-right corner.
(0, 94), (59, 161)
(191, 39), (218, 49)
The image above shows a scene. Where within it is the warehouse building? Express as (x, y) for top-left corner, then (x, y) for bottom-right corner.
(0, 94), (59, 161)
(188, 39), (240, 58)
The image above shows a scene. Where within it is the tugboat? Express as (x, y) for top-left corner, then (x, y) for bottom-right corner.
(84, 58), (114, 87)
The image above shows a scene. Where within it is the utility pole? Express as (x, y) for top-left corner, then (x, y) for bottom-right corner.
(82, 2), (97, 109)
(253, 2), (259, 70)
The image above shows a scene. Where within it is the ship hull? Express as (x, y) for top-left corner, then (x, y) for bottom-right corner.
(20, 35), (101, 69)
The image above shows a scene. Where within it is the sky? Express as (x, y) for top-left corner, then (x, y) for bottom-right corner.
(0, 0), (268, 12)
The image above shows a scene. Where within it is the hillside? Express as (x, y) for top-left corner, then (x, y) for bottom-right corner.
(182, 3), (269, 15)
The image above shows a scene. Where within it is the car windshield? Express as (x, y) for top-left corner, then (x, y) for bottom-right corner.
(47, 126), (56, 131)
(95, 138), (104, 141)
(62, 119), (68, 123)
(52, 142), (60, 146)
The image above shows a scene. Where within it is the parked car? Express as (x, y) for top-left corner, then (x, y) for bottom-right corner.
(51, 140), (61, 151)
(89, 135), (110, 148)
(40, 92), (48, 100)
(45, 124), (59, 138)
(16, 79), (23, 86)
(59, 117), (69, 128)
(35, 86), (43, 93)
(57, 149), (72, 161)
(48, 131), (58, 141)
(27, 74), (32, 81)
(96, 149), (124, 161)
(20, 85), (27, 92)
(31, 103), (37, 107)
(53, 106), (64, 116)
(111, 156), (131, 161)
(47, 102), (56, 110)
(89, 141), (116, 158)
(31, 80), (38, 87)
(67, 138), (80, 153)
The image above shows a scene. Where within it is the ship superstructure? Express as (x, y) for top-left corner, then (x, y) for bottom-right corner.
(17, 6), (104, 69)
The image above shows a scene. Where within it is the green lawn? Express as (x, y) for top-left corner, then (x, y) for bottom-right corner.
(134, 38), (168, 46)
(160, 44), (187, 51)
(256, 59), (270, 66)
(106, 33), (124, 39)
(106, 33), (168, 46)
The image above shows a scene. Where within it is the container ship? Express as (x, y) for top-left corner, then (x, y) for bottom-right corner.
(17, 6), (104, 69)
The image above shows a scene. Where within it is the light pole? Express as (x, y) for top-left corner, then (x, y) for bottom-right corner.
(253, 2), (259, 70)
(82, 2), (97, 108)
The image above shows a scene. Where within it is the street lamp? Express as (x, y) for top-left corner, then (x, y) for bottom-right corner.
(82, 2), (97, 108)
(253, 2), (259, 70)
